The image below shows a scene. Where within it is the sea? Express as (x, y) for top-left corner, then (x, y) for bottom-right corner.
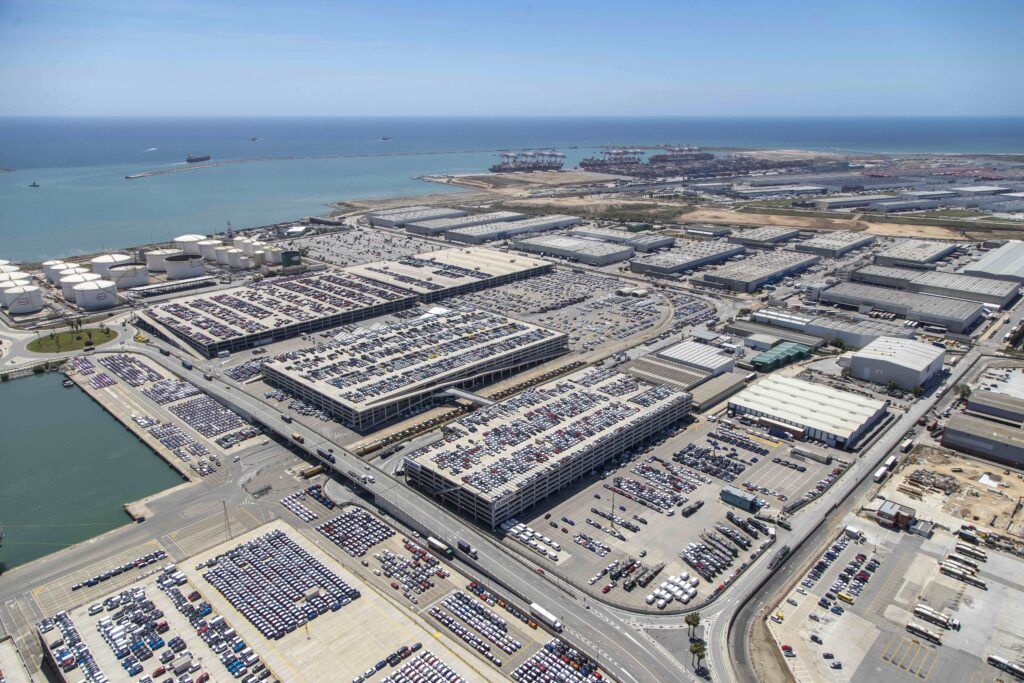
(1, 116), (1023, 262)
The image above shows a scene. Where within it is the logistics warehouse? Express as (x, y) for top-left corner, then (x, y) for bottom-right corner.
(403, 367), (692, 528)
(262, 307), (569, 431)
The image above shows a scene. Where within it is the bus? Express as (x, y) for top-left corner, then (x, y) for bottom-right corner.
(837, 591), (854, 604)
(883, 455), (898, 470)
(906, 622), (942, 645)
(955, 543), (987, 562)
(900, 438), (914, 454)
(873, 467), (888, 484)
(987, 654), (1024, 679)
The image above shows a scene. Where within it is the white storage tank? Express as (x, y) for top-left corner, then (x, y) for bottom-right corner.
(163, 253), (204, 280)
(252, 250), (266, 267)
(145, 248), (183, 272)
(60, 272), (101, 300)
(266, 248), (282, 265)
(90, 253), (131, 277)
(4, 285), (44, 314)
(0, 264), (23, 277)
(173, 234), (206, 255)
(1, 278), (30, 295)
(239, 256), (252, 269)
(73, 279), (118, 310)
(0, 272), (28, 287)
(107, 263), (150, 289)
(232, 235), (247, 248)
(0, 259), (9, 267)
(198, 239), (222, 261)
(214, 246), (232, 265)
(56, 266), (89, 282)
(42, 260), (70, 282)
(227, 248), (244, 269)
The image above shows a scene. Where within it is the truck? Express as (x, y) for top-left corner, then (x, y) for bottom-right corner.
(291, 432), (304, 444)
(427, 536), (454, 560)
(280, 414), (293, 423)
(456, 540), (478, 559)
(217, 350), (230, 358)
(900, 438), (914, 454)
(914, 604), (961, 631)
(529, 603), (563, 632)
(181, 360), (193, 370)
(873, 466), (888, 484)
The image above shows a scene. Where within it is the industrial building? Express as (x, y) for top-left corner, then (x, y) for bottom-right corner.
(682, 225), (731, 239)
(629, 242), (745, 277)
(720, 485), (759, 512)
(138, 271), (417, 357)
(368, 207), (469, 228)
(867, 199), (939, 213)
(569, 226), (675, 252)
(345, 247), (553, 302)
(941, 413), (1024, 468)
(403, 211), (526, 236)
(951, 185), (1013, 196)
(851, 265), (1019, 307)
(751, 307), (913, 349)
(656, 340), (736, 376)
(688, 372), (748, 412)
(819, 282), (984, 333)
(511, 234), (634, 266)
(728, 375), (888, 449)
(901, 190), (957, 200)
(444, 215), (582, 244)
(702, 251), (820, 293)
(404, 367), (691, 528)
(725, 319), (825, 349)
(808, 194), (895, 210)
(873, 240), (958, 269)
(749, 342), (810, 372)
(795, 231), (876, 257)
(964, 240), (1024, 282)
(732, 185), (826, 199)
(965, 390), (1024, 425)
(847, 337), (945, 390)
(727, 226), (800, 249)
(263, 307), (568, 431)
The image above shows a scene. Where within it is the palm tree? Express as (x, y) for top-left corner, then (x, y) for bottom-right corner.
(693, 642), (706, 669)
(690, 642), (701, 667)
(685, 612), (702, 638)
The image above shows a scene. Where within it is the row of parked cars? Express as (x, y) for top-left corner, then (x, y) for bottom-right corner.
(351, 642), (426, 682)
(73, 550), (168, 591)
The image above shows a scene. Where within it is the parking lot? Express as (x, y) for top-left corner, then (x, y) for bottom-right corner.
(287, 228), (443, 268)
(767, 514), (1024, 683)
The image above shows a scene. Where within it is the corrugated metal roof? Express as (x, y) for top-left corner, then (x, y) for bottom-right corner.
(656, 340), (734, 373)
(966, 241), (1024, 280)
(852, 336), (944, 372)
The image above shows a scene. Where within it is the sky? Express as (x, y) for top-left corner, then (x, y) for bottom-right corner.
(0, 0), (1022, 117)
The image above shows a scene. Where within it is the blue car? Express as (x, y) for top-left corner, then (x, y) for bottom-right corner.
(831, 605), (845, 615)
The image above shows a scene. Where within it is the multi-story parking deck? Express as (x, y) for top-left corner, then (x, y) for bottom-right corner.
(404, 367), (692, 528)
(263, 307), (569, 431)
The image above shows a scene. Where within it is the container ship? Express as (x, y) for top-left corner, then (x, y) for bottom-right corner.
(489, 150), (564, 173)
(186, 154), (212, 163)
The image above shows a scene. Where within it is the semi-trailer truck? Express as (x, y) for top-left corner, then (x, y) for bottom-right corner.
(457, 540), (478, 559)
(427, 536), (454, 560)
(914, 604), (961, 631)
(529, 603), (563, 632)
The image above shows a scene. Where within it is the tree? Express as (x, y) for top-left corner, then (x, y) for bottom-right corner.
(912, 385), (923, 397)
(690, 642), (701, 666)
(832, 338), (846, 351)
(887, 380), (898, 392)
(693, 642), (706, 669)
(738, 308), (751, 316)
(957, 384), (972, 399)
(685, 612), (701, 638)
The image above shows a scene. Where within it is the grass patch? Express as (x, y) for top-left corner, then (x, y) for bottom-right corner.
(917, 209), (990, 219)
(27, 328), (118, 353)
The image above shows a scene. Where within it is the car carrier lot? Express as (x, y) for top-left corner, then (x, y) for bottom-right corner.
(767, 514), (1024, 683)
(508, 415), (843, 608)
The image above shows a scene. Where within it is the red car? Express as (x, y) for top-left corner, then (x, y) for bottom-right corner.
(390, 582), (400, 590)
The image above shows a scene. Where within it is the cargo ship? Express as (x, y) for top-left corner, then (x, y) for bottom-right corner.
(186, 154), (212, 163)
(489, 150), (564, 173)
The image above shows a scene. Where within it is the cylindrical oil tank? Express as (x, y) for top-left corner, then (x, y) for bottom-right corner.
(0, 272), (28, 287)
(1, 280), (31, 305)
(227, 248), (244, 269)
(0, 259), (9, 267)
(144, 248), (183, 272)
(252, 250), (266, 267)
(60, 272), (101, 300)
(0, 264), (22, 275)
(214, 246), (232, 265)
(90, 253), (131, 277)
(238, 239), (254, 256)
(56, 266), (89, 283)
(164, 253), (204, 280)
(73, 280), (118, 310)
(232, 236), (247, 248)
(42, 260), (70, 282)
(266, 248), (283, 265)
(198, 239), (222, 260)
(107, 263), (150, 289)
(173, 234), (206, 255)
(4, 285), (44, 314)
(239, 256), (252, 269)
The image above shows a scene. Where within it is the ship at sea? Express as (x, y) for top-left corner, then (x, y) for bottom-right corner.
(489, 150), (564, 173)
(186, 153), (212, 163)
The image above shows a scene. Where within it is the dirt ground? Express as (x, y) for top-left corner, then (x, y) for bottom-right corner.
(682, 207), (966, 240)
(734, 149), (845, 161)
(884, 447), (1024, 537)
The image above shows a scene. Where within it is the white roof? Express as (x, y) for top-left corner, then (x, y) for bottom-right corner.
(853, 336), (944, 372)
(966, 241), (1024, 279)
(729, 375), (887, 440)
(656, 340), (734, 372)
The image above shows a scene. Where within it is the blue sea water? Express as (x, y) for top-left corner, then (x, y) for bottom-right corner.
(1, 116), (1022, 262)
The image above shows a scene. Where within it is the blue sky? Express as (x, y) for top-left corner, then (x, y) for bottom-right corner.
(1, 0), (1021, 116)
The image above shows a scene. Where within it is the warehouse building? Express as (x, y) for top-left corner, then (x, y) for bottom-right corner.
(404, 211), (526, 236)
(847, 337), (945, 390)
(900, 190), (958, 200)
(727, 226), (800, 249)
(682, 224), (732, 239)
(951, 185), (1013, 197)
(138, 271), (417, 357)
(688, 372), (748, 412)
(263, 307), (568, 431)
(725, 319), (825, 349)
(965, 390), (1024, 425)
(867, 199), (939, 213)
(444, 214), (582, 244)
(750, 342), (811, 372)
(809, 194), (895, 210)
(728, 375), (888, 449)
(702, 251), (820, 292)
(346, 247), (552, 303)
(964, 240), (1024, 282)
(511, 234), (635, 266)
(733, 185), (826, 199)
(795, 231), (876, 257)
(851, 265), (1019, 307)
(403, 367), (692, 528)
(629, 242), (745, 277)
(751, 307), (913, 349)
(655, 340), (736, 377)
(720, 485), (759, 512)
(874, 240), (958, 269)
(569, 226), (675, 252)
(819, 282), (984, 333)
(368, 207), (469, 228)
(941, 413), (1024, 468)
